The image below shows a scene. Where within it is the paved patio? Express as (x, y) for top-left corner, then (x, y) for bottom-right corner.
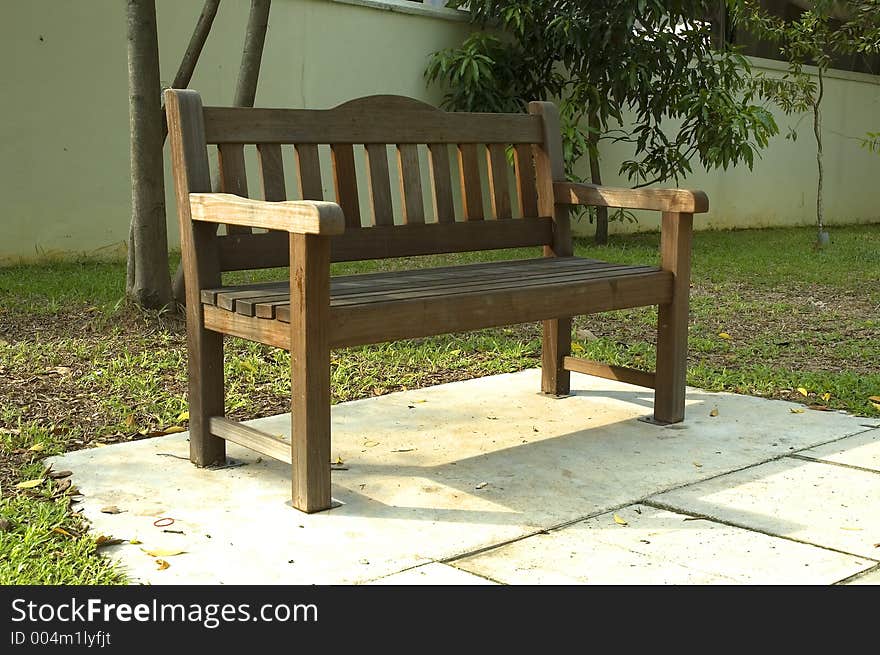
(48, 369), (880, 585)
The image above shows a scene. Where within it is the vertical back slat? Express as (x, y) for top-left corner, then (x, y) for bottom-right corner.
(529, 102), (571, 256)
(514, 143), (539, 217)
(487, 144), (512, 219)
(397, 144), (424, 224)
(331, 144), (361, 228)
(365, 144), (394, 226)
(428, 143), (454, 223)
(295, 143), (323, 201)
(217, 143), (251, 234)
(257, 143), (287, 202)
(458, 143), (484, 221)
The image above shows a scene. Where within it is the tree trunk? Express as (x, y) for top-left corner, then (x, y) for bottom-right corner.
(813, 67), (825, 235)
(161, 0), (222, 142)
(126, 0), (172, 309)
(588, 110), (608, 245)
(234, 0), (271, 107)
(176, 0), (271, 303)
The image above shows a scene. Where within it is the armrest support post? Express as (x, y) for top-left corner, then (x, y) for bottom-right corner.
(654, 211), (693, 424)
(289, 232), (332, 512)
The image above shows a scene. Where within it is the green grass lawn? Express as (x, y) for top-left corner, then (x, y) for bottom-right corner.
(1, 223), (878, 584)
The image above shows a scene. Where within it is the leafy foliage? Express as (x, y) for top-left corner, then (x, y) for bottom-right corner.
(426, 0), (778, 191)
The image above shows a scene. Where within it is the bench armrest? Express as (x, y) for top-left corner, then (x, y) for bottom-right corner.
(189, 193), (346, 235)
(554, 182), (708, 214)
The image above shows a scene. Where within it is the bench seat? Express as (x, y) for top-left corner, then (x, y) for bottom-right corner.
(201, 257), (672, 349)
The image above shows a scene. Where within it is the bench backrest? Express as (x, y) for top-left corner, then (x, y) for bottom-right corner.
(165, 90), (571, 274)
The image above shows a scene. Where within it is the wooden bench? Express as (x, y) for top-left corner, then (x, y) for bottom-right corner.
(164, 89), (708, 513)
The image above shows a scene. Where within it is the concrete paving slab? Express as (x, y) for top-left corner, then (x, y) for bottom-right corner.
(797, 429), (880, 472)
(454, 505), (874, 584)
(650, 458), (880, 559)
(843, 566), (880, 585)
(367, 563), (497, 585)
(48, 369), (873, 584)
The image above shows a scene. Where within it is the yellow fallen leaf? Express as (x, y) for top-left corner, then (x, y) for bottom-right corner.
(718, 332), (732, 340)
(163, 426), (186, 434)
(176, 410), (189, 422)
(840, 526), (863, 531)
(872, 402), (880, 412)
(571, 342), (585, 354)
(15, 478), (45, 489)
(613, 514), (628, 526)
(240, 360), (256, 372)
(821, 392), (831, 402)
(129, 539), (142, 545)
(412, 399), (427, 404)
(155, 559), (170, 570)
(709, 407), (719, 417)
(790, 408), (805, 414)
(797, 387), (809, 397)
(28, 443), (46, 452)
(142, 548), (186, 557)
(52, 527), (74, 538)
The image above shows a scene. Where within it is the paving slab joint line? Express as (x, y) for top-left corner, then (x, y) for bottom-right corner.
(440, 501), (644, 566)
(833, 562), (880, 585)
(786, 453), (880, 476)
(641, 499), (880, 564)
(361, 560), (502, 585)
(439, 424), (880, 568)
(613, 423), (880, 509)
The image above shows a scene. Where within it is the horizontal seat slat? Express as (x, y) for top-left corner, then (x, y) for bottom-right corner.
(201, 257), (672, 349)
(202, 268), (671, 349)
(202, 257), (635, 310)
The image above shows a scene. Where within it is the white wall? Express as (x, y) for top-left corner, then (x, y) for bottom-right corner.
(0, 1), (877, 263)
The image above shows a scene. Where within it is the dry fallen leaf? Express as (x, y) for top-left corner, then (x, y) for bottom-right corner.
(790, 408), (805, 414)
(124, 414), (137, 429)
(797, 387), (809, 397)
(95, 535), (124, 547)
(15, 478), (45, 490)
(868, 396), (880, 403)
(363, 440), (380, 448)
(840, 526), (862, 531)
(52, 527), (75, 538)
(871, 402), (880, 412)
(718, 332), (732, 340)
(162, 426), (186, 434)
(155, 559), (170, 570)
(613, 514), (628, 526)
(807, 405), (831, 412)
(48, 470), (72, 479)
(101, 505), (123, 514)
(142, 548), (186, 557)
(693, 461), (703, 468)
(709, 407), (719, 417)
(475, 482), (488, 490)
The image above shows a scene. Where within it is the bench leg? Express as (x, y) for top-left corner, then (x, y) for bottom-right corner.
(290, 234), (332, 513)
(187, 321), (227, 467)
(654, 212), (692, 424)
(541, 317), (571, 395)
